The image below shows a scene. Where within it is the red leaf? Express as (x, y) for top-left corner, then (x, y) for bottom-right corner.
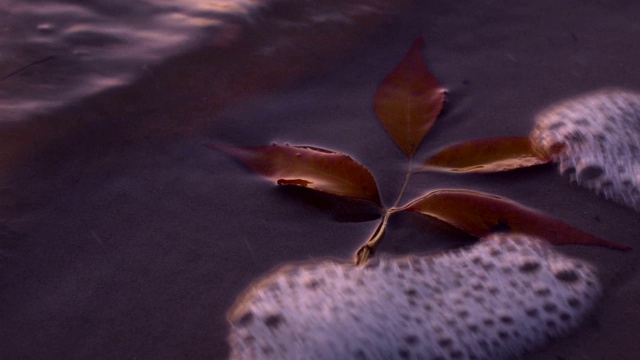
(420, 137), (550, 173)
(208, 143), (382, 206)
(399, 189), (630, 250)
(374, 37), (446, 157)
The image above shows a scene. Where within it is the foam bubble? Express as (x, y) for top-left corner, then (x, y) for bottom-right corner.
(227, 233), (601, 359)
(531, 88), (640, 210)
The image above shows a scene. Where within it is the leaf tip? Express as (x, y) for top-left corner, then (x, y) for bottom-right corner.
(204, 142), (237, 155)
(609, 243), (632, 251)
(412, 36), (425, 49)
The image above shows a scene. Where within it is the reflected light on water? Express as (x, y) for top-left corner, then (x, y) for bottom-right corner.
(0, 0), (263, 123)
(149, 0), (264, 16)
(0, 0), (404, 123)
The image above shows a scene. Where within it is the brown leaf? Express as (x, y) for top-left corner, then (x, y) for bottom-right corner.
(207, 143), (382, 206)
(420, 137), (550, 173)
(399, 189), (630, 250)
(374, 37), (446, 157)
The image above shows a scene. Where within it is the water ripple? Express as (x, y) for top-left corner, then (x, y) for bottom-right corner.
(0, 0), (263, 122)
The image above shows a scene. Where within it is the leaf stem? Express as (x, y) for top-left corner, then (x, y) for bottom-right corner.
(354, 156), (415, 265)
(355, 210), (390, 265)
(392, 156), (414, 208)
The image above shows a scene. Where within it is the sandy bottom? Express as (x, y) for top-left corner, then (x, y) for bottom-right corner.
(2, 1), (640, 359)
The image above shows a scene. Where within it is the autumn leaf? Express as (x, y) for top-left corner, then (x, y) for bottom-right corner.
(420, 137), (550, 173)
(374, 37), (446, 157)
(207, 143), (382, 206)
(399, 189), (630, 250)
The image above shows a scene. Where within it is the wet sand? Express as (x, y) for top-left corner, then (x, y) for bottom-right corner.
(2, 1), (640, 359)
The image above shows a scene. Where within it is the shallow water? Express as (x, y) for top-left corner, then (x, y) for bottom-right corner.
(0, 0), (262, 122)
(2, 1), (640, 359)
(0, 0), (399, 123)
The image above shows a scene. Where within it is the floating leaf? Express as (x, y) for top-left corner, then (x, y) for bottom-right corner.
(207, 143), (382, 206)
(420, 137), (550, 173)
(400, 189), (630, 250)
(374, 37), (446, 157)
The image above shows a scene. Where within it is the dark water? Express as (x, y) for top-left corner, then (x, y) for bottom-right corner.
(2, 1), (640, 359)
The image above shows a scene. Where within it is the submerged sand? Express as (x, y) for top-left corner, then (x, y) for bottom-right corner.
(2, 1), (640, 359)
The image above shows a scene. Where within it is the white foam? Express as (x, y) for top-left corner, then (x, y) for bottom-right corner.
(531, 88), (640, 210)
(227, 233), (601, 359)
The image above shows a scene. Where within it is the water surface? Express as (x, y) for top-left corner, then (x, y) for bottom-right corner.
(2, 1), (640, 359)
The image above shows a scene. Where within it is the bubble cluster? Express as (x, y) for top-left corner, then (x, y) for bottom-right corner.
(531, 88), (640, 210)
(227, 233), (601, 359)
